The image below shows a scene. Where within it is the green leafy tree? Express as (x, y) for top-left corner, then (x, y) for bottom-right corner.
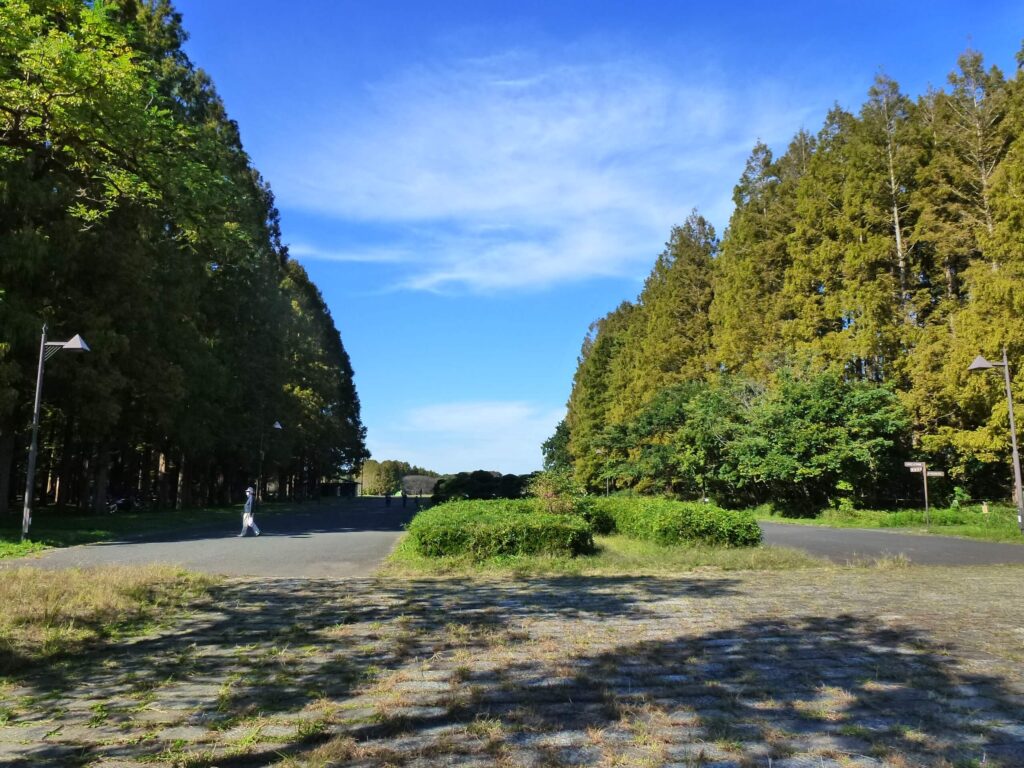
(728, 371), (910, 511)
(541, 419), (572, 472)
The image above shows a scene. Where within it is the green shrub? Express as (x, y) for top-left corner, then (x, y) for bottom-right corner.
(406, 499), (594, 559)
(575, 497), (616, 535)
(592, 497), (761, 547)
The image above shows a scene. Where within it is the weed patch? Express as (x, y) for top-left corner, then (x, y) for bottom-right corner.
(0, 565), (213, 674)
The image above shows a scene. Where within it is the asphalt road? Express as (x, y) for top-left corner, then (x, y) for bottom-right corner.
(12, 497), (419, 577)
(760, 521), (1024, 565)
(10, 502), (1024, 576)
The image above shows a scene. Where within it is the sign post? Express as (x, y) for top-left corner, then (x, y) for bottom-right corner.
(904, 461), (932, 524)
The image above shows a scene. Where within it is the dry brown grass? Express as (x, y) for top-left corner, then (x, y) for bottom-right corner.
(0, 565), (213, 672)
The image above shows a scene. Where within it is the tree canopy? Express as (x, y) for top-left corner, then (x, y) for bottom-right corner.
(559, 45), (1024, 510)
(0, 0), (367, 513)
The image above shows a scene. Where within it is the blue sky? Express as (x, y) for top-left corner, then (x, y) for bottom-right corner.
(174, 0), (1024, 474)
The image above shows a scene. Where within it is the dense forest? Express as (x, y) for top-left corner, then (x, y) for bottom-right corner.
(555, 45), (1024, 511)
(0, 0), (367, 514)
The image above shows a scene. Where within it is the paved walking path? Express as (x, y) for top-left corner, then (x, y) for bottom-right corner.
(16, 497), (418, 577)
(2, 566), (1024, 767)
(760, 521), (1024, 564)
(17, 502), (1024, 579)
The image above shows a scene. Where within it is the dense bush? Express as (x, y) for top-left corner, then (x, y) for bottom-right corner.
(406, 499), (594, 559)
(527, 470), (615, 533)
(575, 498), (616, 535)
(593, 497), (761, 547)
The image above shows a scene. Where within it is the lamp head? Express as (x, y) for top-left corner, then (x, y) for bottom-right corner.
(62, 334), (90, 353)
(967, 355), (994, 372)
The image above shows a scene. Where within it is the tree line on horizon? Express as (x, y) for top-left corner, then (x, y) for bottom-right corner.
(553, 44), (1024, 511)
(357, 460), (533, 503)
(358, 459), (439, 496)
(0, 0), (367, 514)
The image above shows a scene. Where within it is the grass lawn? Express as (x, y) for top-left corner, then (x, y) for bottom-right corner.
(755, 502), (1024, 543)
(381, 532), (827, 577)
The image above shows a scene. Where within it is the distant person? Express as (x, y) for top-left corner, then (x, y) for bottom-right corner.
(239, 486), (261, 537)
(384, 491), (391, 507)
(401, 489), (408, 507)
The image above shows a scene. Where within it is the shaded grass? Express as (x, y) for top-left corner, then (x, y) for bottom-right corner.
(381, 532), (826, 577)
(0, 507), (240, 553)
(0, 565), (214, 674)
(756, 503), (1024, 544)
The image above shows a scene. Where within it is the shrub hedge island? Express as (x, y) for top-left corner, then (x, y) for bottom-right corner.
(406, 499), (594, 560)
(404, 496), (761, 560)
(592, 497), (762, 547)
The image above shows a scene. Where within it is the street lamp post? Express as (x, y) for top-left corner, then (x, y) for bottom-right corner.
(22, 324), (90, 540)
(968, 347), (1024, 533)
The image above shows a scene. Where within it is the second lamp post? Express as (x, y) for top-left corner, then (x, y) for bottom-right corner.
(968, 348), (1024, 533)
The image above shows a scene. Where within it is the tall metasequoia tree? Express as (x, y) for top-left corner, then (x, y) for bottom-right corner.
(0, 0), (367, 514)
(565, 301), (636, 489)
(606, 211), (716, 425)
(779, 106), (856, 366)
(902, 51), (1014, 478)
(710, 132), (813, 377)
(561, 43), (1024, 503)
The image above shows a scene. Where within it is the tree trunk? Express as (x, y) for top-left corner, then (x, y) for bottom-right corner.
(139, 447), (153, 501)
(157, 451), (170, 509)
(93, 443), (111, 514)
(0, 430), (14, 516)
(54, 419), (75, 506)
(175, 452), (190, 510)
(77, 444), (94, 510)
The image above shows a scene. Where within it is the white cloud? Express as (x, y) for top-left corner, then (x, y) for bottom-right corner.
(287, 242), (412, 264)
(367, 401), (564, 475)
(272, 49), (823, 292)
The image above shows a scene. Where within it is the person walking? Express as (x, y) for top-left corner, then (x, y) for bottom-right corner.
(239, 486), (261, 537)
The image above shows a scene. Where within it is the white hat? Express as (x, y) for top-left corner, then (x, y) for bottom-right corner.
(246, 486), (254, 493)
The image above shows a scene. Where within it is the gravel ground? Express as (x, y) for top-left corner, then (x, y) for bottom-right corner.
(2, 566), (1023, 767)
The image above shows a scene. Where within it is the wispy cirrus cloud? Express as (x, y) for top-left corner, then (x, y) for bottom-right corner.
(368, 401), (563, 475)
(272, 48), (823, 293)
(286, 242), (411, 264)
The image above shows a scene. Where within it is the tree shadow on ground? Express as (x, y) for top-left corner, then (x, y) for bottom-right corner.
(322, 615), (1024, 767)
(3, 575), (1022, 767)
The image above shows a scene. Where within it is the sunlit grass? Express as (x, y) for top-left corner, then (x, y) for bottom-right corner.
(0, 565), (214, 673)
(381, 532), (825, 577)
(0, 540), (48, 559)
